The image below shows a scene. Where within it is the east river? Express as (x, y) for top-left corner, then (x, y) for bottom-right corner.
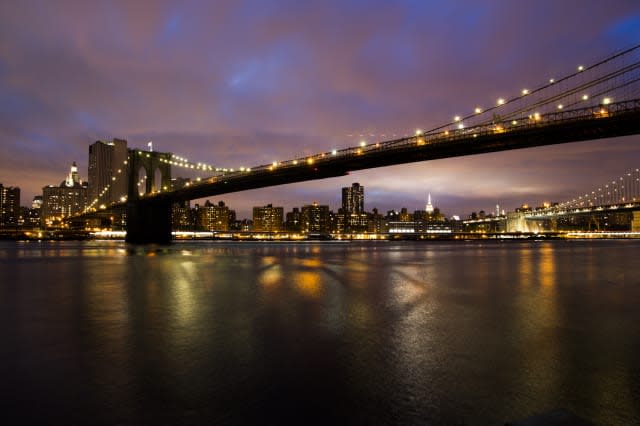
(0, 240), (638, 425)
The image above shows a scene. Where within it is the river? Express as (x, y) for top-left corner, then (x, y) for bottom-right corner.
(0, 240), (638, 424)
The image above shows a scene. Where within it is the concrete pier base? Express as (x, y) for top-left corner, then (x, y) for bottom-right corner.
(125, 199), (172, 244)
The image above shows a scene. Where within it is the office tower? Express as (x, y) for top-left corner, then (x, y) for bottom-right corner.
(197, 200), (231, 231)
(285, 207), (302, 232)
(301, 202), (330, 234)
(342, 182), (364, 213)
(0, 184), (20, 225)
(253, 204), (284, 232)
(41, 162), (88, 226)
(88, 139), (128, 206)
(426, 193), (434, 213)
(339, 183), (367, 233)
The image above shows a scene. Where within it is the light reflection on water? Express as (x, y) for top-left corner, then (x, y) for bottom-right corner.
(0, 240), (639, 425)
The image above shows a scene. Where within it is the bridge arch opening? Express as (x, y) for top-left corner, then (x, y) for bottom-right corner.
(154, 168), (163, 193)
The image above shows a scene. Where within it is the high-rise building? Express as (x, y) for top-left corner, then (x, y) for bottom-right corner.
(253, 204), (283, 232)
(0, 184), (20, 225)
(426, 193), (434, 213)
(301, 202), (330, 234)
(197, 200), (232, 231)
(88, 139), (128, 207)
(338, 183), (367, 233)
(285, 207), (302, 232)
(342, 182), (364, 213)
(42, 162), (88, 226)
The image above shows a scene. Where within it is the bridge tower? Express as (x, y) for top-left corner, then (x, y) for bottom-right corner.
(125, 149), (173, 244)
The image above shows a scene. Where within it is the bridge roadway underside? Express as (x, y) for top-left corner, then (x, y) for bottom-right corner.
(129, 109), (640, 243)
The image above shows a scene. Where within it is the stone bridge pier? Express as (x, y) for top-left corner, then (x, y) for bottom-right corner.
(125, 148), (173, 244)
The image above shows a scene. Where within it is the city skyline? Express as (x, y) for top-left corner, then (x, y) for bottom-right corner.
(1, 1), (640, 218)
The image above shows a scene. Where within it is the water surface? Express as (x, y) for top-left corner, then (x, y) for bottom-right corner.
(0, 240), (638, 424)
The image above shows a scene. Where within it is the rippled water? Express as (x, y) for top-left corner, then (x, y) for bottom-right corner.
(0, 240), (639, 425)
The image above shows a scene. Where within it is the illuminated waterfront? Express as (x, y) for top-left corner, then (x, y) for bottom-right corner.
(1, 240), (639, 424)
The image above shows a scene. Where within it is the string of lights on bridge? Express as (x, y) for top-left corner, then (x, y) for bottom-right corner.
(145, 43), (640, 184)
(556, 167), (640, 210)
(165, 44), (640, 184)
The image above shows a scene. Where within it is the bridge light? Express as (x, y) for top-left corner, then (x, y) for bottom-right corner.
(522, 89), (529, 95)
(293, 160), (298, 165)
(454, 115), (461, 122)
(332, 149), (337, 155)
(533, 112), (541, 121)
(549, 78), (555, 83)
(511, 120), (518, 125)
(359, 141), (366, 147)
(457, 123), (464, 129)
(247, 168), (251, 172)
(474, 107), (482, 114)
(497, 98), (505, 105)
(602, 97), (611, 105)
(557, 104), (563, 110)
(415, 129), (422, 136)
(582, 94), (588, 101)
(578, 65), (584, 71)
(307, 158), (314, 164)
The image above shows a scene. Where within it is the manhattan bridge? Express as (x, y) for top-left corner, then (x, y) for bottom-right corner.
(80, 44), (640, 243)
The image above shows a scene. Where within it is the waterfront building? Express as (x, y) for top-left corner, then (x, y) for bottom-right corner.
(0, 184), (20, 225)
(171, 177), (193, 230)
(88, 139), (128, 206)
(197, 200), (233, 231)
(285, 207), (302, 232)
(253, 204), (283, 232)
(301, 202), (330, 234)
(342, 182), (364, 213)
(368, 208), (385, 233)
(338, 183), (368, 233)
(41, 162), (89, 226)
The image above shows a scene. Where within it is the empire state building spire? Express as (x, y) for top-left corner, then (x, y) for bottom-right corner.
(426, 193), (434, 213)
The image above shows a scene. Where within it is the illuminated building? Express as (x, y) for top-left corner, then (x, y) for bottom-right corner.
(285, 207), (302, 232)
(41, 162), (89, 226)
(425, 193), (434, 213)
(196, 200), (233, 231)
(338, 183), (367, 233)
(301, 202), (330, 234)
(342, 182), (364, 213)
(253, 204), (283, 232)
(171, 177), (193, 230)
(88, 139), (128, 206)
(0, 184), (20, 225)
(367, 208), (384, 233)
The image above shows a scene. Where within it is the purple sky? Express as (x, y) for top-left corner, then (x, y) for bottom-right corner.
(1, 0), (639, 218)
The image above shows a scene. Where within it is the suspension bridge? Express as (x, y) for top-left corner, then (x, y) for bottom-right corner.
(81, 44), (640, 243)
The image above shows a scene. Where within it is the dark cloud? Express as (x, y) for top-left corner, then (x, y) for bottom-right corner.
(1, 0), (639, 218)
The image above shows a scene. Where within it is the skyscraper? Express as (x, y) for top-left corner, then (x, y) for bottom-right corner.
(41, 162), (88, 226)
(301, 202), (330, 234)
(426, 193), (434, 213)
(0, 184), (20, 225)
(338, 183), (367, 233)
(342, 182), (364, 213)
(88, 139), (128, 206)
